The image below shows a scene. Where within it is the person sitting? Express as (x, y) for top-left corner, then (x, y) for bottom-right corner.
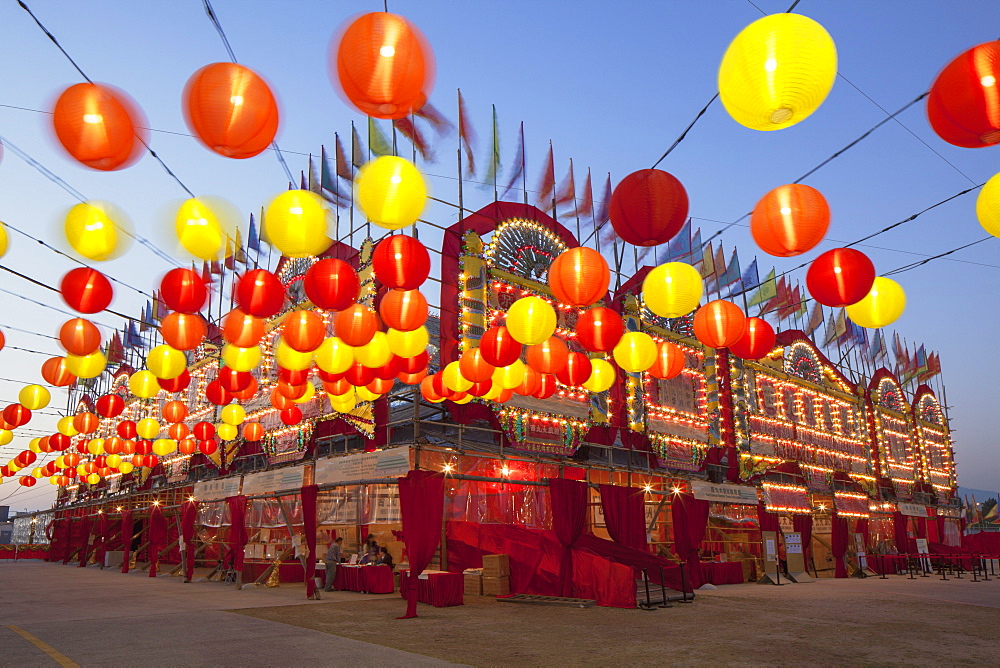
(377, 546), (394, 570)
(358, 541), (379, 565)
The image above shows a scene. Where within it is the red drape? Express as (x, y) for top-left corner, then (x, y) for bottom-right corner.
(832, 514), (849, 578)
(671, 493), (710, 588)
(916, 517), (928, 540)
(301, 484), (318, 599)
(935, 517), (945, 545)
(599, 484), (647, 552)
(857, 517), (871, 553)
(549, 478), (589, 597)
(62, 518), (76, 564)
(792, 514), (813, 571)
(181, 500), (198, 582)
(892, 512), (911, 553)
(77, 516), (93, 568)
(398, 470), (445, 619)
(226, 495), (248, 575)
(148, 505), (168, 578)
(93, 515), (110, 567)
(756, 503), (781, 533)
(120, 510), (134, 573)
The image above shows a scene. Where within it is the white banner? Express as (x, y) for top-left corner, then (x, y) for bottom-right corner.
(192, 476), (242, 501)
(241, 466), (305, 496)
(897, 502), (929, 517)
(314, 449), (411, 485)
(691, 480), (759, 505)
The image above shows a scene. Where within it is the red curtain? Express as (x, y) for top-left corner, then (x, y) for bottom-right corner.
(832, 514), (849, 578)
(549, 478), (589, 597)
(756, 503), (781, 533)
(599, 484), (647, 552)
(892, 512), (911, 553)
(93, 515), (110, 567)
(301, 484), (318, 599)
(936, 517), (946, 545)
(792, 514), (813, 570)
(120, 510), (134, 574)
(77, 516), (93, 568)
(181, 500), (198, 582)
(62, 518), (76, 564)
(916, 517), (928, 540)
(226, 495), (248, 575)
(398, 470), (445, 619)
(148, 505), (168, 578)
(671, 493), (710, 588)
(857, 517), (871, 553)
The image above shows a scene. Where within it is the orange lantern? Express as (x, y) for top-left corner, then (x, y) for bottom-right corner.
(160, 312), (207, 351)
(243, 422), (264, 442)
(51, 83), (147, 170)
(526, 336), (569, 375)
(693, 300), (746, 349)
(283, 310), (325, 352)
(335, 304), (379, 347)
(104, 437), (123, 455)
(223, 309), (265, 347)
(162, 401), (188, 424)
(459, 348), (495, 383)
(178, 438), (198, 455)
(168, 423), (190, 441)
(270, 387), (295, 410)
(514, 366), (542, 396)
(420, 375), (445, 403)
(548, 247), (610, 307)
(184, 62), (279, 159)
(231, 376), (259, 401)
(73, 412), (99, 435)
(324, 377), (352, 396)
(368, 377), (394, 395)
(277, 380), (308, 401)
(397, 368), (427, 385)
(59, 318), (101, 356)
(648, 341), (685, 380)
(750, 184), (829, 257)
(41, 357), (77, 387)
(379, 289), (428, 331)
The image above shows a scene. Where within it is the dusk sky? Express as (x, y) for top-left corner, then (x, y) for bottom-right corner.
(0, 0), (997, 511)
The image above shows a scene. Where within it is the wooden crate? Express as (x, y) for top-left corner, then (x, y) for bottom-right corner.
(482, 554), (510, 577)
(482, 575), (510, 596)
(464, 572), (483, 596)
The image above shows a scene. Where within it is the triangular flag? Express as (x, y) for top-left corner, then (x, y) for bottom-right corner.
(573, 168), (594, 219)
(393, 115), (433, 161)
(248, 214), (260, 253)
(351, 124), (366, 170)
(483, 105), (501, 188)
(457, 90), (477, 178)
(368, 117), (393, 157)
(536, 144), (555, 209)
(804, 302), (824, 336)
(500, 122), (524, 200)
(553, 159), (576, 210)
(235, 227), (247, 264)
(747, 269), (777, 307)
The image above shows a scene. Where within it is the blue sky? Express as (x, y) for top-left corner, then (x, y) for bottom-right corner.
(0, 0), (998, 511)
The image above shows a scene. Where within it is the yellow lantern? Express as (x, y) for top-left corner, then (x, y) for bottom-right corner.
(387, 326), (428, 358)
(483, 382), (504, 401)
(136, 417), (161, 440)
(493, 359), (526, 390)
(355, 331), (393, 368)
(264, 190), (332, 258)
(275, 338), (314, 371)
(152, 438), (176, 456)
(28, 438), (42, 453)
(65, 201), (130, 261)
(129, 370), (161, 399)
(19, 384), (50, 410)
(55, 456), (67, 469)
(105, 454), (122, 468)
(217, 423), (238, 441)
(146, 345), (187, 380)
(443, 361), (473, 392)
(222, 344), (261, 372)
(57, 416), (79, 437)
(582, 358), (616, 392)
(314, 337), (354, 374)
(86, 473), (101, 485)
(87, 438), (105, 455)
(175, 197), (228, 260)
(329, 391), (357, 414)
(355, 156), (427, 230)
(31, 467), (44, 478)
(292, 382), (316, 404)
(119, 461), (135, 475)
(0, 220), (7, 258)
(613, 332), (657, 373)
(452, 393), (473, 405)
(0, 430), (12, 446)
(355, 386), (381, 402)
(220, 404), (246, 426)
(846, 277), (906, 329)
(506, 296), (557, 345)
(977, 172), (1000, 237)
(718, 13), (837, 131)
(49, 475), (60, 485)
(642, 262), (704, 318)
(66, 350), (106, 379)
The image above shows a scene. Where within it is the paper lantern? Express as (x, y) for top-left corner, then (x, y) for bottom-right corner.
(265, 190), (332, 258)
(242, 422), (264, 442)
(199, 439), (218, 456)
(367, 377), (393, 395)
(386, 326), (428, 358)
(231, 377), (258, 401)
(3, 404), (30, 428)
(751, 184), (829, 257)
(345, 362), (377, 387)
(609, 169), (688, 246)
(380, 289), (427, 331)
(167, 423), (189, 442)
(273, 338), (313, 372)
(314, 337), (354, 374)
(459, 348), (495, 383)
(0, 329), (4, 353)
(530, 374), (556, 400)
(235, 270), (285, 318)
(193, 422), (215, 441)
(146, 345), (187, 380)
(162, 400), (188, 424)
(224, 309), (266, 347)
(694, 300), (747, 349)
(354, 331), (392, 368)
(729, 317), (776, 361)
(356, 157), (428, 231)
(176, 439), (196, 455)
(330, 391), (359, 413)
(977, 172), (1000, 237)
(582, 358), (615, 393)
(514, 366), (542, 396)
(372, 234), (431, 289)
(480, 326), (522, 366)
(548, 247), (610, 307)
(136, 418), (161, 440)
(526, 336), (569, 375)
(556, 352), (593, 387)
(160, 312), (207, 351)
(61, 268), (113, 314)
(613, 332), (658, 373)
(718, 13), (837, 131)
(283, 310), (325, 352)
(1, 430), (16, 447)
(159, 369), (191, 394)
(334, 12), (433, 119)
(40, 357), (75, 388)
(51, 433), (71, 451)
(184, 62), (279, 158)
(221, 404), (246, 426)
(57, 415), (79, 435)
(335, 304), (379, 347)
(806, 248), (875, 307)
(927, 41), (1000, 148)
(443, 361), (473, 392)
(58, 318), (100, 357)
(576, 307), (624, 353)
(19, 475), (36, 487)
(52, 82), (147, 170)
(160, 268), (208, 313)
(277, 378), (307, 401)
(356, 385), (382, 402)
(64, 201), (131, 262)
(846, 277), (906, 329)
(18, 385), (49, 411)
(152, 439), (176, 456)
(218, 367), (252, 393)
(66, 351), (107, 379)
(175, 198), (227, 260)
(493, 360), (526, 390)
(116, 420), (137, 440)
(506, 296), (557, 345)
(304, 258), (359, 310)
(280, 407), (303, 426)
(95, 394), (124, 419)
(205, 380), (233, 406)
(140, 455), (158, 469)
(642, 262), (704, 318)
(420, 375), (446, 403)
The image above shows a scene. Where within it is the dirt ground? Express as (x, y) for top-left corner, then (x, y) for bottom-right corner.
(232, 578), (998, 666)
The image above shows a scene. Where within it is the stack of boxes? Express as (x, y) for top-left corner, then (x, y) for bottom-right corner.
(481, 554), (510, 596)
(463, 568), (483, 596)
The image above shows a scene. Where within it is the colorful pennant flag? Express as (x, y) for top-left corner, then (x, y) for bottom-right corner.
(500, 122), (524, 200)
(536, 144), (555, 209)
(368, 117), (393, 157)
(747, 268), (777, 308)
(804, 302), (824, 336)
(457, 90), (477, 177)
(483, 105), (501, 189)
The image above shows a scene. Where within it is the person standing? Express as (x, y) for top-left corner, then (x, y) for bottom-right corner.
(324, 537), (343, 592)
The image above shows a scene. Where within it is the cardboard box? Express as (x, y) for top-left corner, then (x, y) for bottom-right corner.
(482, 554), (510, 577)
(464, 572), (483, 596)
(482, 575), (510, 596)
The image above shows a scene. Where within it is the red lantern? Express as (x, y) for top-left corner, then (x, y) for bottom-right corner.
(280, 407), (303, 426)
(398, 351), (429, 375)
(345, 361), (377, 387)
(235, 270), (285, 318)
(18, 451), (37, 466)
(324, 377), (352, 395)
(231, 376), (259, 401)
(160, 268), (208, 313)
(219, 367), (253, 393)
(459, 348), (495, 383)
(278, 367), (311, 386)
(61, 268), (113, 314)
(59, 318), (101, 356)
(50, 433), (70, 451)
(199, 439), (218, 456)
(480, 326), (521, 367)
(532, 375), (557, 400)
(556, 352), (593, 387)
(526, 336), (569, 375)
(374, 357), (400, 380)
(334, 12), (433, 119)
(467, 380), (492, 397)
(379, 289), (428, 331)
(52, 83), (147, 170)
(398, 368), (427, 385)
(184, 62), (279, 159)
(576, 307), (624, 353)
(205, 380), (233, 406)
(178, 438), (197, 455)
(134, 439), (153, 456)
(3, 404), (30, 428)
(162, 400), (188, 424)
(648, 341), (686, 379)
(283, 310), (325, 352)
(609, 169), (688, 246)
(160, 312), (207, 351)
(191, 422), (214, 441)
(750, 184), (829, 257)
(159, 369), (191, 393)
(277, 380), (308, 400)
(806, 248), (876, 307)
(224, 309), (266, 347)
(304, 258), (359, 310)
(117, 420), (138, 439)
(335, 304), (379, 347)
(927, 41), (1000, 148)
(41, 357), (76, 387)
(142, 454), (159, 469)
(548, 247), (610, 307)
(729, 318), (776, 361)
(514, 366), (542, 396)
(19, 475), (36, 487)
(95, 394), (124, 419)
(243, 423), (264, 442)
(368, 377), (394, 395)
(693, 300), (746, 349)
(270, 388), (295, 410)
(372, 235), (430, 289)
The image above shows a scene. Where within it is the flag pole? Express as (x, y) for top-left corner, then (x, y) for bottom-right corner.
(520, 123), (527, 206)
(457, 90), (465, 221)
